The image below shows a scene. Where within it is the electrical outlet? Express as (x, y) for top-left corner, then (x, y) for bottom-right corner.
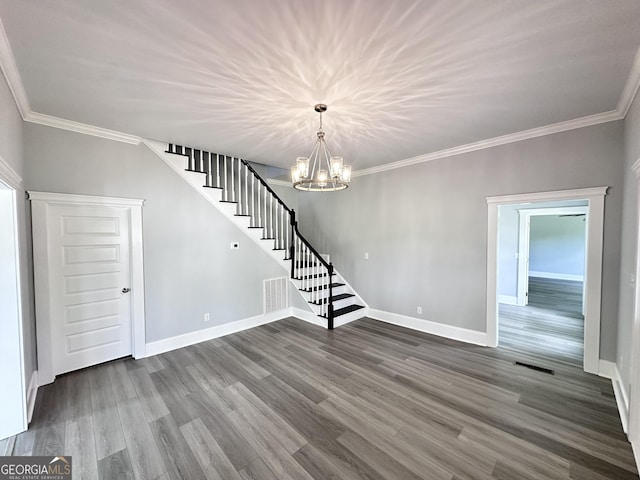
(417, 306), (422, 315)
(204, 313), (210, 322)
(364, 252), (369, 260)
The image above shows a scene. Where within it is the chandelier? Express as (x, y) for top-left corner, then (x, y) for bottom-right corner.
(291, 104), (351, 191)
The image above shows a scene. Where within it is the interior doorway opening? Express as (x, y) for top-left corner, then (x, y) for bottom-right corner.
(497, 200), (588, 367)
(486, 186), (607, 375)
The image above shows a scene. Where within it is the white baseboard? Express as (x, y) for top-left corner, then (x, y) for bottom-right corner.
(368, 309), (488, 346)
(145, 309), (291, 357)
(599, 360), (629, 433)
(529, 271), (584, 282)
(498, 294), (518, 305)
(27, 370), (38, 423)
(633, 442), (640, 475)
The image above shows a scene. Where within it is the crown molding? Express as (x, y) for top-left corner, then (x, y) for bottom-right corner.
(354, 110), (622, 177)
(0, 153), (22, 188)
(618, 45), (640, 118)
(24, 112), (141, 145)
(0, 16), (30, 118)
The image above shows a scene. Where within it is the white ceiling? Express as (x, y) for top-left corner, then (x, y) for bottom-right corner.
(1, 0), (639, 171)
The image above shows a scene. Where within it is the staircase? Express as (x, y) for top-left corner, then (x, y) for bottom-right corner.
(143, 140), (367, 329)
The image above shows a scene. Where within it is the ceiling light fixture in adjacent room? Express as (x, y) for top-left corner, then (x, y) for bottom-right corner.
(291, 104), (351, 191)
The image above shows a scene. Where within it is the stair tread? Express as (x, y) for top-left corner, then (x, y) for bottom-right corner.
(185, 169), (206, 174)
(311, 293), (354, 305)
(321, 304), (365, 318)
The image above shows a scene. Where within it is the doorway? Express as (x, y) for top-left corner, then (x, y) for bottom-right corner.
(30, 192), (147, 385)
(0, 179), (26, 440)
(497, 201), (587, 366)
(486, 187), (607, 374)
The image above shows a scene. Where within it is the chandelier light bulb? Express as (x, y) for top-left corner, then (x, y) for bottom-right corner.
(296, 157), (309, 178)
(330, 157), (343, 178)
(341, 165), (352, 183)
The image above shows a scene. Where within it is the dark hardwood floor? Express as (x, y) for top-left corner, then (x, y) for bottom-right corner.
(500, 277), (584, 366)
(6, 316), (636, 479)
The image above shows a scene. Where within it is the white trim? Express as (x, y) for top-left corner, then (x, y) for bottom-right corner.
(599, 360), (629, 434)
(0, 16), (30, 118)
(145, 309), (291, 357)
(487, 187), (608, 374)
(29, 192), (146, 384)
(353, 111), (621, 177)
(498, 295), (518, 305)
(368, 309), (488, 346)
(0, 155), (22, 188)
(519, 206), (588, 217)
(129, 204), (146, 359)
(25, 112), (141, 145)
(629, 167), (640, 445)
(292, 307), (326, 328)
(633, 443), (640, 475)
(618, 45), (640, 118)
(529, 271), (584, 282)
(26, 370), (38, 423)
(28, 191), (144, 207)
(516, 211), (530, 306)
(487, 187), (608, 205)
(0, 180), (28, 438)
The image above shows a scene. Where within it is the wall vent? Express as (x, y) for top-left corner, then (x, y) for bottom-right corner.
(263, 277), (289, 314)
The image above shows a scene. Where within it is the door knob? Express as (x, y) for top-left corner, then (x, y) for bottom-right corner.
(122, 288), (131, 293)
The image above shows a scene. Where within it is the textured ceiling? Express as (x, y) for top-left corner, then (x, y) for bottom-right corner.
(1, 0), (639, 170)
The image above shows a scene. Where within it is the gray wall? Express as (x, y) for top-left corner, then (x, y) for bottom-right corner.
(617, 90), (640, 395)
(0, 73), (36, 401)
(25, 124), (286, 342)
(529, 215), (586, 277)
(299, 121), (624, 361)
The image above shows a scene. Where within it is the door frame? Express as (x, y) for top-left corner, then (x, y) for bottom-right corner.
(486, 186), (607, 375)
(29, 191), (146, 385)
(516, 206), (588, 307)
(629, 159), (640, 446)
(0, 155), (27, 438)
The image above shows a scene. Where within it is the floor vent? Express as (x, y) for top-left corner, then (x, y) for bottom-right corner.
(264, 276), (289, 314)
(514, 361), (554, 375)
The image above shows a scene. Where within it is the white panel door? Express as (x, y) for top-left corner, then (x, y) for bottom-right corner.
(48, 205), (132, 375)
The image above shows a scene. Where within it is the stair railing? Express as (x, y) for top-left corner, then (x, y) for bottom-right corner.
(166, 144), (335, 329)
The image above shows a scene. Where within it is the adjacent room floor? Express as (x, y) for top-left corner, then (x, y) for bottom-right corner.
(499, 277), (584, 367)
(2, 317), (636, 480)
